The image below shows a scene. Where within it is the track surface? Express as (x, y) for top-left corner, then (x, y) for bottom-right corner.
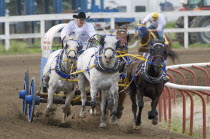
(1, 48), (209, 139)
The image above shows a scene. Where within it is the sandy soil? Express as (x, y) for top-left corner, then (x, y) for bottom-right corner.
(0, 48), (209, 139)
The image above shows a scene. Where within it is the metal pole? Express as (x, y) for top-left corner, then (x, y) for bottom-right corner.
(25, 0), (36, 44)
(100, 0), (104, 11)
(0, 0), (5, 47)
(53, 0), (62, 23)
(81, 0), (88, 12)
(0, 0), (5, 16)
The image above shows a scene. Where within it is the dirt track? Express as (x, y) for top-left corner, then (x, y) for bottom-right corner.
(0, 48), (209, 139)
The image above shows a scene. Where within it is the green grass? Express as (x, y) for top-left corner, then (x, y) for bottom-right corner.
(189, 42), (210, 48)
(161, 102), (210, 138)
(171, 41), (183, 48)
(0, 38), (210, 55)
(0, 39), (64, 55)
(165, 21), (176, 28)
(161, 118), (202, 138)
(171, 41), (210, 48)
(0, 40), (41, 55)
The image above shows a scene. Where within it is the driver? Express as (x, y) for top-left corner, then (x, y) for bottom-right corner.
(61, 12), (96, 54)
(143, 12), (166, 42)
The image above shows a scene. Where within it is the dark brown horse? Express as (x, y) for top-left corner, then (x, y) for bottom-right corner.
(132, 23), (178, 63)
(126, 40), (177, 129)
(115, 25), (130, 119)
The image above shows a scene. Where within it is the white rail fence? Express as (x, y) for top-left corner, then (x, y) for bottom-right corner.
(165, 63), (210, 91)
(0, 11), (210, 50)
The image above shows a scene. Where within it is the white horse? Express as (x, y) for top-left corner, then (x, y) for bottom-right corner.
(43, 34), (81, 125)
(77, 29), (120, 128)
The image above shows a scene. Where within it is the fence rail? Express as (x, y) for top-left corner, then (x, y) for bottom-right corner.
(0, 11), (210, 50)
(160, 62), (210, 139)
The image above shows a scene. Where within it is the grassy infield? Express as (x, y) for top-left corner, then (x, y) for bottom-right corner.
(0, 22), (210, 138)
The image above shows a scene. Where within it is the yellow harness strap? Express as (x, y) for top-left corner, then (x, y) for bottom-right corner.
(163, 34), (169, 45)
(150, 32), (157, 40)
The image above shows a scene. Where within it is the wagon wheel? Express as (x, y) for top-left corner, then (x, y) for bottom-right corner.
(18, 71), (29, 116)
(28, 78), (36, 122)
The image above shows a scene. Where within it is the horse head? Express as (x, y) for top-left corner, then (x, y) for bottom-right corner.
(116, 25), (129, 50)
(100, 29), (118, 63)
(128, 21), (149, 49)
(135, 22), (148, 39)
(149, 40), (167, 74)
(63, 33), (82, 63)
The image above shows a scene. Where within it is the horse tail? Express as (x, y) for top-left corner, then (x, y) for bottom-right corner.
(164, 34), (180, 63)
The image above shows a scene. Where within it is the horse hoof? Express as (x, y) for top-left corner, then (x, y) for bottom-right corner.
(89, 109), (97, 116)
(79, 110), (86, 118)
(58, 122), (71, 128)
(100, 123), (107, 128)
(116, 106), (124, 119)
(148, 111), (155, 120)
(90, 101), (96, 109)
(132, 121), (141, 129)
(152, 118), (158, 125)
(110, 116), (117, 125)
(133, 125), (141, 130)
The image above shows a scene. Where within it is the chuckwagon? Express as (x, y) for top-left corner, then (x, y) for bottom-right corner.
(18, 24), (86, 122)
(18, 24), (134, 125)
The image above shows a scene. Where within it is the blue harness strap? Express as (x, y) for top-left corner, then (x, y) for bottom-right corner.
(55, 49), (75, 79)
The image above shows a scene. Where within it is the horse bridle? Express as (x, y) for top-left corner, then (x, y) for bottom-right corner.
(100, 34), (119, 58)
(63, 38), (82, 60)
(149, 43), (167, 64)
(135, 24), (148, 38)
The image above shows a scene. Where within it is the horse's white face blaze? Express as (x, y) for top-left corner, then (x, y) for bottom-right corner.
(151, 45), (166, 73)
(103, 33), (118, 63)
(65, 40), (78, 63)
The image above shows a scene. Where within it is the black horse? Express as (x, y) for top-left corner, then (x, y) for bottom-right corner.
(126, 40), (176, 129)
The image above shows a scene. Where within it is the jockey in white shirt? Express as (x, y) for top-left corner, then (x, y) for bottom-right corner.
(61, 12), (96, 54)
(143, 12), (166, 42)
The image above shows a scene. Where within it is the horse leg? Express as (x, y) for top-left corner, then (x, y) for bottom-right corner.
(110, 86), (119, 125)
(100, 90), (107, 128)
(129, 82), (138, 128)
(136, 90), (144, 128)
(116, 92), (126, 119)
(61, 89), (75, 124)
(78, 74), (87, 118)
(90, 86), (98, 113)
(45, 86), (56, 118)
(148, 97), (159, 125)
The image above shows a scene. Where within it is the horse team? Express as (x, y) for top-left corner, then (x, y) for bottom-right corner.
(42, 24), (178, 129)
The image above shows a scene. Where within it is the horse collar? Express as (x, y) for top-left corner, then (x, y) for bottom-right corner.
(94, 49), (121, 73)
(55, 50), (76, 79)
(140, 53), (166, 83)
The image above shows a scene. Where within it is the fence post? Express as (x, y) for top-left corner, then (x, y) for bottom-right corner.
(184, 15), (189, 48)
(40, 20), (45, 45)
(5, 21), (10, 51)
(110, 17), (115, 30)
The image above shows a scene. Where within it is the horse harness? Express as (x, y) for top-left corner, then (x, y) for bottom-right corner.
(133, 43), (168, 85)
